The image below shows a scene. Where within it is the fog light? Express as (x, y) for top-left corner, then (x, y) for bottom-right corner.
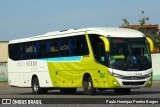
(149, 81), (151, 84)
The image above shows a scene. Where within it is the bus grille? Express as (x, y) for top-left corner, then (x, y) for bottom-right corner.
(122, 81), (145, 85)
(121, 76), (148, 80)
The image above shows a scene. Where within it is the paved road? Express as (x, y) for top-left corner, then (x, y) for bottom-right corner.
(0, 81), (160, 107)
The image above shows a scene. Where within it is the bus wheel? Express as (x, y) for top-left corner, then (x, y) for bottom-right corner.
(114, 88), (131, 95)
(60, 88), (77, 94)
(83, 76), (96, 95)
(32, 77), (45, 94)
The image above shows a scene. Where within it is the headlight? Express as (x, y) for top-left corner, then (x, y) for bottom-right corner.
(144, 72), (152, 78)
(109, 72), (123, 78)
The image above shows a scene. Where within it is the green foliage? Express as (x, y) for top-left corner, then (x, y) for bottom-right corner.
(122, 19), (129, 26)
(139, 11), (149, 26)
(150, 34), (160, 48)
(141, 11), (144, 14)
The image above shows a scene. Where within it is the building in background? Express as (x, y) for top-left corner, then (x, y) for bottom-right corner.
(0, 41), (9, 82)
(120, 24), (159, 36)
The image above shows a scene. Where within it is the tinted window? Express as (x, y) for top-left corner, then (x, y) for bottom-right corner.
(9, 42), (37, 60)
(23, 42), (36, 59)
(89, 34), (106, 65)
(60, 38), (70, 57)
(74, 35), (89, 56)
(9, 35), (89, 60)
(46, 35), (89, 58)
(36, 41), (47, 58)
(9, 43), (23, 60)
(47, 39), (59, 57)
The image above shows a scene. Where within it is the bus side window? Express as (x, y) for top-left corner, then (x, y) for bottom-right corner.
(48, 39), (59, 57)
(37, 41), (47, 58)
(9, 44), (22, 60)
(89, 34), (106, 65)
(74, 35), (89, 56)
(60, 38), (70, 57)
(25, 44), (33, 59)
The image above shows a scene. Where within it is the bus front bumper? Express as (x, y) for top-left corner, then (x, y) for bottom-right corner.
(110, 77), (152, 88)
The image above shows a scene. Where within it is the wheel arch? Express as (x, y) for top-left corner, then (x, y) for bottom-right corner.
(82, 73), (93, 86)
(31, 74), (38, 86)
(82, 73), (96, 95)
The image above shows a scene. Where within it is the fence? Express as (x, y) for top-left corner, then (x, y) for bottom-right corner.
(0, 63), (8, 82)
(151, 54), (160, 80)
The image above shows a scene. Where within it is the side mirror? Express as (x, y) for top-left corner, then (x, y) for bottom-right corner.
(99, 36), (110, 52)
(146, 37), (154, 52)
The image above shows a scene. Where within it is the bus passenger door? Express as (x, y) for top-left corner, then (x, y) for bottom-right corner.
(88, 34), (109, 88)
(96, 39), (109, 88)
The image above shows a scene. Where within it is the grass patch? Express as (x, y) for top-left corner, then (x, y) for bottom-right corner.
(0, 82), (8, 85)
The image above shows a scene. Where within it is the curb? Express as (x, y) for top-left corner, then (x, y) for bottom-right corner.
(153, 81), (160, 83)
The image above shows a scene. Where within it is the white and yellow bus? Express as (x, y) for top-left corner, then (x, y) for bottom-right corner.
(8, 27), (154, 95)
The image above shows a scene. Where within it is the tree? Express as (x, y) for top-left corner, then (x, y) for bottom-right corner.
(139, 11), (149, 26)
(122, 19), (129, 26)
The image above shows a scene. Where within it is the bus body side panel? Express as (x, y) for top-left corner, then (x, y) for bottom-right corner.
(30, 59), (53, 87)
(47, 56), (97, 88)
(8, 58), (53, 87)
(47, 56), (110, 88)
(94, 64), (109, 88)
(8, 59), (20, 87)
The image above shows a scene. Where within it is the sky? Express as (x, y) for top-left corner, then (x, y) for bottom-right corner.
(0, 0), (160, 41)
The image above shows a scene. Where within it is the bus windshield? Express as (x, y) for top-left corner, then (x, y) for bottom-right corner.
(108, 38), (151, 71)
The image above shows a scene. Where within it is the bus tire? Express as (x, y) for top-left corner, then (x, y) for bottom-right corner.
(83, 76), (96, 95)
(32, 77), (45, 94)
